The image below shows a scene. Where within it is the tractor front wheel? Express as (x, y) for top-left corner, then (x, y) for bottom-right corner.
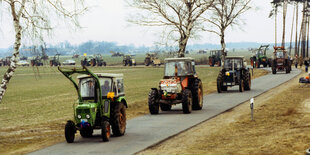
(148, 90), (159, 114)
(182, 89), (192, 114)
(217, 78), (223, 93)
(101, 121), (111, 142)
(65, 120), (76, 143)
(111, 102), (127, 136)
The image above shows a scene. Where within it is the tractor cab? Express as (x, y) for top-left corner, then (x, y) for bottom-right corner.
(164, 57), (196, 78)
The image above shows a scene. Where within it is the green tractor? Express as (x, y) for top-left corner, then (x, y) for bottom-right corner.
(90, 54), (107, 66)
(208, 50), (222, 67)
(250, 45), (271, 68)
(50, 54), (61, 66)
(58, 66), (128, 142)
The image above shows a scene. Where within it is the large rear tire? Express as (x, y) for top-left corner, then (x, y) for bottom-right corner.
(192, 79), (203, 110)
(239, 79), (244, 92)
(111, 102), (126, 136)
(148, 90), (159, 114)
(65, 120), (76, 143)
(182, 89), (192, 114)
(101, 121), (111, 142)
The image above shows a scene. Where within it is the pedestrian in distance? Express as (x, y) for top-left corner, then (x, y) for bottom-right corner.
(305, 58), (309, 73)
(294, 55), (298, 68)
(299, 56), (303, 68)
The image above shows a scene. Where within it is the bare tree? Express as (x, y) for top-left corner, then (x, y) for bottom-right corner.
(0, 0), (87, 103)
(127, 0), (214, 57)
(205, 0), (251, 61)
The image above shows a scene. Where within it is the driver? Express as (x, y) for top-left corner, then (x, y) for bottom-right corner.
(102, 80), (110, 96)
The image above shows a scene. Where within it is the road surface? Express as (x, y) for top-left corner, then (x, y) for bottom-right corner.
(30, 68), (301, 155)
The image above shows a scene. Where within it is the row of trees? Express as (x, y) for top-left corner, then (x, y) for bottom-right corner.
(271, 0), (310, 58)
(128, 0), (252, 60)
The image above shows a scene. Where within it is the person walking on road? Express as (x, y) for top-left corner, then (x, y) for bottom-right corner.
(299, 56), (303, 68)
(305, 58), (309, 73)
(294, 55), (299, 68)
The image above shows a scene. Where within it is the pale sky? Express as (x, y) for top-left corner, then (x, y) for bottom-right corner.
(0, 0), (301, 48)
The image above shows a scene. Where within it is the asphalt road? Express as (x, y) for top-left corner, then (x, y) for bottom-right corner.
(29, 68), (301, 155)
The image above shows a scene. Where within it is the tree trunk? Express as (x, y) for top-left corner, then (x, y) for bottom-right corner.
(282, 1), (287, 47)
(178, 36), (189, 58)
(301, 2), (307, 58)
(275, 6), (278, 46)
(0, 2), (23, 103)
(220, 32), (226, 62)
(289, 4), (295, 56)
(295, 2), (299, 56)
(307, 16), (309, 58)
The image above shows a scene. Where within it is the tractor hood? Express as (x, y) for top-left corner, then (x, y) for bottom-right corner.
(160, 79), (182, 94)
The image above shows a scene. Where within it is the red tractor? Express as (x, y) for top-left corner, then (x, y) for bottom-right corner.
(148, 57), (203, 114)
(271, 46), (291, 74)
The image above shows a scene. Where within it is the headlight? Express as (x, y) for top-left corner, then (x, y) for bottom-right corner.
(86, 114), (90, 119)
(77, 115), (82, 119)
(225, 72), (230, 76)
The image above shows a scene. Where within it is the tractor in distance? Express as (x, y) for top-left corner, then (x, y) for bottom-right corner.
(217, 56), (251, 93)
(144, 53), (161, 66)
(148, 57), (203, 114)
(81, 56), (92, 66)
(58, 66), (127, 142)
(271, 46), (291, 74)
(30, 56), (43, 66)
(123, 55), (136, 66)
(90, 54), (107, 67)
(208, 50), (222, 67)
(50, 54), (61, 66)
(250, 45), (271, 68)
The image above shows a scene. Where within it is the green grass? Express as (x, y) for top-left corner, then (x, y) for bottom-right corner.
(0, 66), (220, 128)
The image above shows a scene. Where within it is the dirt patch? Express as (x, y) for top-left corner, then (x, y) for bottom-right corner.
(140, 71), (310, 155)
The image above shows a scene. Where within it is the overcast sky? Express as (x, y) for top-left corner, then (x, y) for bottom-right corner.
(0, 0), (302, 48)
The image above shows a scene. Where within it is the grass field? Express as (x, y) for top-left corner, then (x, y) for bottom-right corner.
(0, 64), (267, 154)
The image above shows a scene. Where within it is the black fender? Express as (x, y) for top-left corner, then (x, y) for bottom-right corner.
(121, 99), (128, 108)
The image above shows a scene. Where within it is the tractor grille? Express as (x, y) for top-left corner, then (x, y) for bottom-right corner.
(76, 109), (90, 114)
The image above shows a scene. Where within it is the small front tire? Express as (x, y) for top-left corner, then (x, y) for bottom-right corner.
(182, 89), (192, 114)
(101, 121), (111, 142)
(65, 121), (76, 143)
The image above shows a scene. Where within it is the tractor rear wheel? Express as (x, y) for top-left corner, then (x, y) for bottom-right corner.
(103, 62), (107, 66)
(111, 102), (126, 136)
(272, 61), (277, 74)
(244, 72), (251, 91)
(101, 121), (110, 142)
(239, 79), (244, 92)
(80, 128), (93, 137)
(65, 120), (76, 143)
(182, 89), (192, 114)
(160, 104), (172, 111)
(192, 79), (203, 110)
(148, 90), (159, 114)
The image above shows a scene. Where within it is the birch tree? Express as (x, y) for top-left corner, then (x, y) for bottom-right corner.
(0, 0), (87, 103)
(127, 0), (214, 57)
(205, 0), (251, 61)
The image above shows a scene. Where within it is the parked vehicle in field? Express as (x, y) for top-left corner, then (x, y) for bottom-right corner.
(62, 59), (76, 65)
(81, 57), (92, 66)
(58, 66), (128, 143)
(50, 54), (61, 66)
(250, 45), (271, 68)
(217, 56), (251, 93)
(208, 50), (222, 67)
(123, 55), (136, 66)
(16, 60), (30, 66)
(148, 57), (203, 114)
(31, 56), (43, 66)
(144, 53), (161, 66)
(90, 54), (107, 66)
(271, 46), (291, 74)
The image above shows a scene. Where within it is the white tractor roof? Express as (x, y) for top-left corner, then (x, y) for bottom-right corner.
(164, 57), (194, 62)
(77, 73), (123, 79)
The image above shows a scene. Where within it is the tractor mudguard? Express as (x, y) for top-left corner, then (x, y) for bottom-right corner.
(116, 96), (128, 108)
(151, 88), (158, 91)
